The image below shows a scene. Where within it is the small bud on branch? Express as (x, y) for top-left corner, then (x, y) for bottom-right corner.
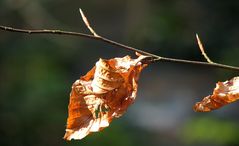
(79, 8), (99, 37)
(196, 33), (214, 63)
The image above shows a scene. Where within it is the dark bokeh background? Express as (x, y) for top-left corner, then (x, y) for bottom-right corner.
(1, 0), (239, 146)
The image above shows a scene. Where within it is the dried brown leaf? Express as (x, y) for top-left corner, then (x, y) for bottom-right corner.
(64, 55), (148, 140)
(194, 76), (239, 112)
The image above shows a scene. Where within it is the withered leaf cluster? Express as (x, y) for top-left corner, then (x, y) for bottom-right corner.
(64, 55), (148, 140)
(64, 53), (239, 140)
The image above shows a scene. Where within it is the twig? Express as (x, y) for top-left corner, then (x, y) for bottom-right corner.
(0, 25), (239, 72)
(79, 8), (99, 37)
(196, 34), (214, 63)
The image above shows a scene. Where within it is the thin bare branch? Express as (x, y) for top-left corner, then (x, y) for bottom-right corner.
(1, 25), (239, 71)
(0, 25), (156, 56)
(79, 8), (99, 37)
(196, 33), (214, 63)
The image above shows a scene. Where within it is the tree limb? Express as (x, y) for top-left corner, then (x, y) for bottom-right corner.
(0, 25), (239, 71)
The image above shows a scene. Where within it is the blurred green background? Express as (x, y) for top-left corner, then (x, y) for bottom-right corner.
(1, 0), (239, 146)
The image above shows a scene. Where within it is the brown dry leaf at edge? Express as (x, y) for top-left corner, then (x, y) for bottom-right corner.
(64, 55), (149, 140)
(194, 76), (239, 112)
